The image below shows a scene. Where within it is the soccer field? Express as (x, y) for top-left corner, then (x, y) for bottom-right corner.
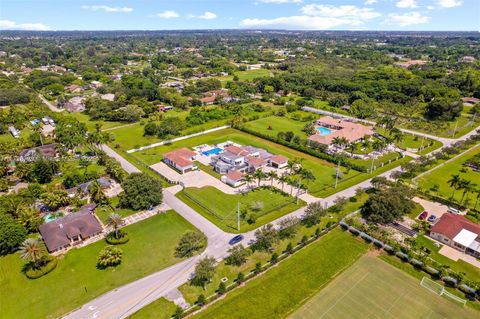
(289, 255), (477, 319)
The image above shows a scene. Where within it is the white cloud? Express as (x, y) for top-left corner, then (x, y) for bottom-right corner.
(198, 12), (217, 20)
(396, 0), (417, 8)
(81, 5), (133, 13)
(258, 0), (302, 3)
(157, 10), (179, 19)
(365, 0), (377, 5)
(386, 12), (430, 26)
(437, 0), (462, 8)
(241, 4), (381, 30)
(0, 19), (51, 31)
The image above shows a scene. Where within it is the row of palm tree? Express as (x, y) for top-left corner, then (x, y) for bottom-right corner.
(448, 174), (479, 208)
(242, 159), (316, 203)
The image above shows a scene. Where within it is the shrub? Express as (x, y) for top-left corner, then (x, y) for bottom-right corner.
(459, 284), (477, 298)
(442, 276), (458, 287)
(395, 251), (409, 261)
(217, 281), (226, 295)
(424, 266), (440, 276)
(270, 252), (279, 264)
(175, 232), (207, 258)
(105, 230), (129, 245)
(349, 227), (360, 236)
(236, 272), (245, 284)
(196, 294), (206, 306)
(410, 258), (424, 268)
(25, 257), (58, 279)
(97, 246), (123, 269)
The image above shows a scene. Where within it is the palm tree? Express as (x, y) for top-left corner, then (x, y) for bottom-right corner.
(267, 171), (277, 186)
(32, 124), (44, 146)
(244, 174), (253, 189)
(286, 177), (296, 196)
(372, 139), (383, 152)
(278, 174), (288, 192)
(347, 142), (356, 156)
(331, 136), (343, 149)
(448, 174), (462, 203)
(361, 138), (371, 155)
(391, 128), (404, 145)
(473, 188), (480, 212)
(459, 180), (475, 206)
(295, 168), (315, 202)
(19, 238), (45, 268)
(253, 169), (266, 187)
(106, 213), (124, 239)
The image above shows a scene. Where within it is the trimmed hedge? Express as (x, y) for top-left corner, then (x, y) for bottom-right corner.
(25, 258), (58, 279)
(442, 276), (458, 287)
(238, 125), (367, 172)
(106, 233), (130, 245)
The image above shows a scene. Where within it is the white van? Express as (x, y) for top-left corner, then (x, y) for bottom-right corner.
(447, 207), (461, 214)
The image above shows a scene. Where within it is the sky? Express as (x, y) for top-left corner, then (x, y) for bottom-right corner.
(0, 0), (479, 31)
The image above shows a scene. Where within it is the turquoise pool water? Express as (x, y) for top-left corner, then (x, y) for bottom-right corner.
(316, 127), (333, 136)
(44, 214), (56, 223)
(202, 147), (223, 156)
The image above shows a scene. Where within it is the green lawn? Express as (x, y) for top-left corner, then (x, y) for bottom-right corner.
(243, 115), (308, 139)
(191, 228), (369, 319)
(66, 112), (126, 131)
(417, 146), (480, 209)
(177, 186), (306, 232)
(0, 211), (200, 319)
(127, 298), (177, 319)
(216, 69), (271, 83)
(289, 255), (478, 319)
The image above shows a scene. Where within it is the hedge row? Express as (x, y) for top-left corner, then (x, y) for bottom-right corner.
(25, 258), (58, 279)
(339, 222), (479, 301)
(237, 126), (367, 172)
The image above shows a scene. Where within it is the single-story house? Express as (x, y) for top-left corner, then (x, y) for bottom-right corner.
(42, 124), (55, 137)
(163, 148), (197, 174)
(19, 143), (57, 162)
(221, 171), (245, 187)
(269, 155), (289, 168)
(62, 96), (85, 112)
(100, 93), (115, 101)
(39, 204), (102, 253)
(307, 116), (374, 146)
(430, 213), (480, 258)
(65, 84), (84, 93)
(461, 97), (480, 106)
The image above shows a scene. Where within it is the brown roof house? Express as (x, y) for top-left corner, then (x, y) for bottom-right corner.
(19, 143), (58, 162)
(163, 148), (197, 174)
(430, 213), (480, 258)
(39, 204), (102, 253)
(221, 171), (245, 187)
(307, 116), (374, 146)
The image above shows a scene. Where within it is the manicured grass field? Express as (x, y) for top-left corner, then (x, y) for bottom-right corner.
(127, 298), (176, 319)
(0, 211), (200, 319)
(177, 186), (306, 232)
(216, 69), (271, 82)
(417, 145), (480, 209)
(191, 228), (369, 319)
(66, 112), (126, 131)
(243, 115), (309, 139)
(289, 255), (477, 319)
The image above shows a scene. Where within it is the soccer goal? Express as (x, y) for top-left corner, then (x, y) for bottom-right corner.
(420, 277), (467, 306)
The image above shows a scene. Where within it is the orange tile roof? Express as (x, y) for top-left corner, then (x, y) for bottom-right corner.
(225, 171), (244, 181)
(225, 145), (248, 156)
(163, 148), (196, 167)
(308, 116), (374, 145)
(431, 213), (480, 240)
(270, 155), (288, 164)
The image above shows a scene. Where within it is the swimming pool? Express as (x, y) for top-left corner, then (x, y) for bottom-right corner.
(316, 127), (333, 136)
(202, 147), (223, 156)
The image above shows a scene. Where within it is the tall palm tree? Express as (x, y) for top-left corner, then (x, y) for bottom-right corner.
(19, 238), (45, 268)
(460, 180), (475, 206)
(448, 174), (462, 203)
(331, 136), (342, 149)
(286, 177), (295, 196)
(361, 138), (371, 155)
(278, 174), (288, 192)
(267, 171), (277, 187)
(253, 169), (266, 187)
(32, 124), (44, 146)
(347, 142), (356, 156)
(244, 174), (253, 189)
(372, 139), (383, 152)
(296, 168), (315, 201)
(106, 213), (124, 239)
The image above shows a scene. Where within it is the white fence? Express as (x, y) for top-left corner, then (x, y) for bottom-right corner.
(126, 125), (230, 153)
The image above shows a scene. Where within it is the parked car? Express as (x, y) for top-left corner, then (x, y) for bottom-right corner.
(418, 211), (428, 220)
(447, 207), (461, 214)
(427, 215), (437, 223)
(229, 234), (244, 245)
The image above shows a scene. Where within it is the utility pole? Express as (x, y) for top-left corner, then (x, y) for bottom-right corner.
(334, 161), (340, 188)
(419, 136), (425, 151)
(237, 202), (240, 232)
(472, 112), (477, 127)
(370, 155), (376, 174)
(452, 120), (459, 138)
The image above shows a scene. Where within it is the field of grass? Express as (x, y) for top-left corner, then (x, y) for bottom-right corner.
(177, 186), (305, 232)
(216, 69), (271, 83)
(66, 112), (126, 131)
(417, 145), (480, 209)
(289, 255), (477, 319)
(399, 114), (480, 139)
(191, 228), (369, 319)
(243, 116), (308, 139)
(0, 211), (199, 319)
(127, 298), (176, 319)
